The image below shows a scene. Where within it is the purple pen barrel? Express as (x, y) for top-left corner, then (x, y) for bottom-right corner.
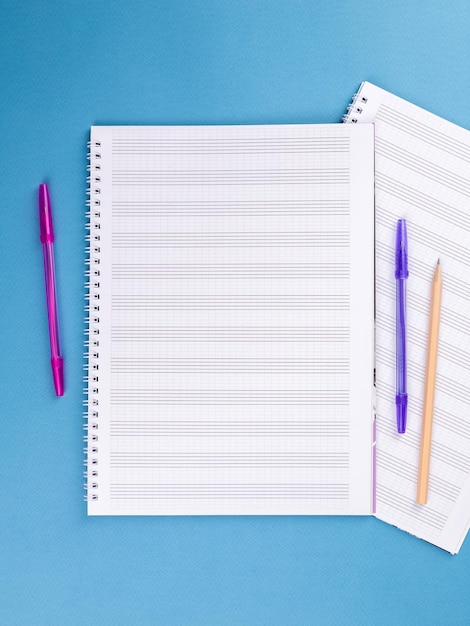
(396, 278), (407, 433)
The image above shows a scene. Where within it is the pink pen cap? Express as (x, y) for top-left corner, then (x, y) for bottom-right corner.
(39, 183), (55, 243)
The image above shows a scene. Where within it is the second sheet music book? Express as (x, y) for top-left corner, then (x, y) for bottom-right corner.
(85, 123), (375, 515)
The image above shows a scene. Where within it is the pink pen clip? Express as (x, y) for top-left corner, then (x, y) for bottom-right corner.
(39, 184), (64, 396)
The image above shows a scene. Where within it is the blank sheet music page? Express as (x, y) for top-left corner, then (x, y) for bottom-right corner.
(86, 123), (374, 515)
(345, 82), (470, 553)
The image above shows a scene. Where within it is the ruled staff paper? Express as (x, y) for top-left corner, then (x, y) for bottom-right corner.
(86, 123), (375, 515)
(345, 82), (470, 553)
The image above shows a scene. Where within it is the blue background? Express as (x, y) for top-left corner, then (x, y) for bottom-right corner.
(1, 1), (470, 624)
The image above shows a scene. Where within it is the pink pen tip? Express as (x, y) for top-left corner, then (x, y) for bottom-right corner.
(51, 356), (64, 396)
(39, 184), (55, 243)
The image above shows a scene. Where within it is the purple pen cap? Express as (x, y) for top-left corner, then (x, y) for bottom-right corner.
(395, 219), (409, 279)
(39, 183), (55, 243)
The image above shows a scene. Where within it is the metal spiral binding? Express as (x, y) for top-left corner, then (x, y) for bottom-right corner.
(84, 138), (102, 503)
(342, 89), (369, 123)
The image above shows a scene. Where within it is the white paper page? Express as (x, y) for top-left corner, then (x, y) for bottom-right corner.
(86, 123), (375, 516)
(345, 82), (470, 553)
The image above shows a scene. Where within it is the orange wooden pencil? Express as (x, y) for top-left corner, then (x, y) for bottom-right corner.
(417, 260), (442, 505)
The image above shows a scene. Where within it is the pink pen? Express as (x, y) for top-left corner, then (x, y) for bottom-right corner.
(39, 184), (64, 396)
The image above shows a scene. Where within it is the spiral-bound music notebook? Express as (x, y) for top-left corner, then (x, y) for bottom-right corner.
(344, 82), (470, 554)
(85, 123), (375, 516)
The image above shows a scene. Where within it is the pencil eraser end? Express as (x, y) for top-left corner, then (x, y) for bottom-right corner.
(396, 393), (408, 433)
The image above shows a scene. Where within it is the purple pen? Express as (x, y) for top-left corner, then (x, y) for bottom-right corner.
(395, 219), (408, 433)
(39, 184), (64, 396)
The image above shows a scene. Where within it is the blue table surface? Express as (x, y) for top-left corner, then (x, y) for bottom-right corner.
(2, 1), (470, 624)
